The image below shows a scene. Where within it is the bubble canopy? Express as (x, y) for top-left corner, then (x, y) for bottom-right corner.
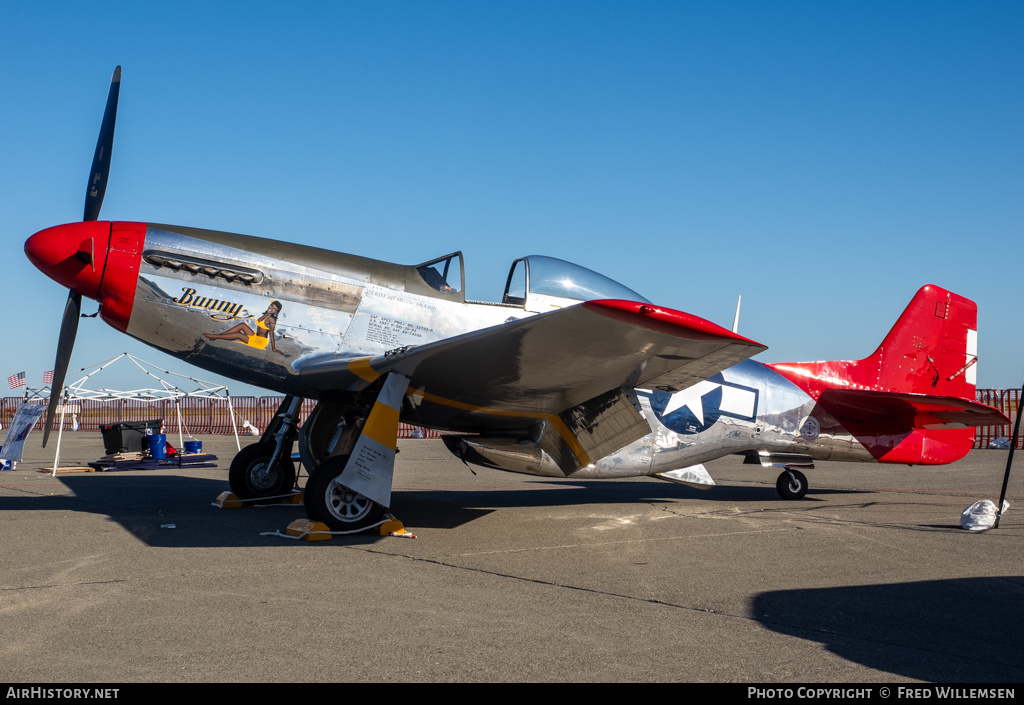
(503, 255), (650, 305)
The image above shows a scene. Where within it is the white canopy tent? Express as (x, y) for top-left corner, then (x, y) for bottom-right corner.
(48, 353), (241, 475)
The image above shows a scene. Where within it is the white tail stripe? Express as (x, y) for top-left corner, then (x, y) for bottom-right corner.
(966, 329), (978, 385)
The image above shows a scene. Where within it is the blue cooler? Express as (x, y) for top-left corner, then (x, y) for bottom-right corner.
(184, 440), (202, 454)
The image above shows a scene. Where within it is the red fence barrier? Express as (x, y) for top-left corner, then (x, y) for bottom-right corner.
(1, 390), (1016, 447)
(974, 388), (1021, 449)
(0, 396), (442, 439)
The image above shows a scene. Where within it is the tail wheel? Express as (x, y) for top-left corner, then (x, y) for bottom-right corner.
(776, 468), (808, 500)
(304, 455), (386, 532)
(228, 442), (297, 500)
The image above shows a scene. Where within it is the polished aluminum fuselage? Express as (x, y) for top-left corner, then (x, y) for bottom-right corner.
(587, 359), (876, 479)
(127, 225), (872, 479)
(129, 225), (529, 398)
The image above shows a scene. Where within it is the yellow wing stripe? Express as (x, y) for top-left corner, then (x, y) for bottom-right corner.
(348, 357), (381, 383)
(406, 388), (543, 418)
(405, 387), (591, 467)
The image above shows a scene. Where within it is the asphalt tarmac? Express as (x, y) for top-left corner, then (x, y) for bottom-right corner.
(1, 433), (1021, 683)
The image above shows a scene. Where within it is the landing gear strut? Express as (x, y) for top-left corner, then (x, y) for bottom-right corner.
(300, 373), (409, 532)
(298, 399), (382, 530)
(228, 395), (302, 500)
(228, 442), (296, 499)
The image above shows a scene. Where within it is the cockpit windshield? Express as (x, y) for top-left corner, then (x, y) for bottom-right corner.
(502, 255), (649, 305)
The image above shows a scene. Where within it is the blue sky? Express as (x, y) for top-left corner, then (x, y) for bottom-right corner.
(3, 1), (1022, 396)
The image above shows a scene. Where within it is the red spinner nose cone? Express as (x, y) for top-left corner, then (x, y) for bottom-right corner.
(25, 222), (111, 300)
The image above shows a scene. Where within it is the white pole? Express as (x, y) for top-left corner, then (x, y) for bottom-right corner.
(176, 398), (184, 450)
(52, 398), (67, 477)
(227, 394), (240, 451)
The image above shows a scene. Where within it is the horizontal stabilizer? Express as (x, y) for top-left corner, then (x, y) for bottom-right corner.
(818, 389), (1009, 431)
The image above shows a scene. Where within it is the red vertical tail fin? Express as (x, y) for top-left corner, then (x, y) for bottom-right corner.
(769, 285), (988, 464)
(867, 284), (978, 398)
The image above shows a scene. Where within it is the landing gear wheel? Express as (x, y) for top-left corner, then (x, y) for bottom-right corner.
(228, 442), (297, 501)
(304, 455), (386, 532)
(776, 468), (808, 500)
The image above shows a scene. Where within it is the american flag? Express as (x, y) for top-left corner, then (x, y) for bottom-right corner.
(43, 370), (54, 385)
(7, 371), (25, 389)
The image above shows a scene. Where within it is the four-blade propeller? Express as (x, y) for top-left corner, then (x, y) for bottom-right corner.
(42, 66), (121, 447)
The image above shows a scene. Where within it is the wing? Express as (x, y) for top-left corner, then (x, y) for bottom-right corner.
(295, 299), (765, 470)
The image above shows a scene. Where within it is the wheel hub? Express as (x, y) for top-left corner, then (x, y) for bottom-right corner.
(326, 479), (373, 522)
(250, 461), (277, 491)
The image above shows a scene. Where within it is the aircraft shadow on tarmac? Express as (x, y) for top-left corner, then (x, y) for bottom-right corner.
(3, 473), (866, 548)
(391, 479), (867, 529)
(753, 577), (1024, 682)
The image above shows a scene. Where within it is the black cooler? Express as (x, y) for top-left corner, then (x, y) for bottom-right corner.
(99, 420), (163, 455)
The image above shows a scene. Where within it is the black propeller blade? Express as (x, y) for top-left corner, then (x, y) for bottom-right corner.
(43, 66), (120, 447)
(43, 291), (82, 447)
(84, 66), (121, 223)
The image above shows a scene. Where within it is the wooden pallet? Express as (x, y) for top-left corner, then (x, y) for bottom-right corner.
(38, 466), (98, 474)
(38, 452), (221, 474)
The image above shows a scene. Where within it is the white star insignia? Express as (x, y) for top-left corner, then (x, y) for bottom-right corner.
(663, 381), (720, 425)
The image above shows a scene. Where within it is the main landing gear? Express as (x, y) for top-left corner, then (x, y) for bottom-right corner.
(303, 454), (386, 530)
(228, 396), (302, 501)
(225, 388), (399, 531)
(296, 373), (410, 532)
(228, 441), (296, 499)
(294, 399), (387, 531)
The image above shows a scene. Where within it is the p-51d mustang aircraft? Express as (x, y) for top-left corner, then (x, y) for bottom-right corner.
(25, 68), (1008, 530)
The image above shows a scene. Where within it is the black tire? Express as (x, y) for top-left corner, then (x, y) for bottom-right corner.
(228, 442), (297, 500)
(304, 455), (386, 532)
(776, 468), (808, 500)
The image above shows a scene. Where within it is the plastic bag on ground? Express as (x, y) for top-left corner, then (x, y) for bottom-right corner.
(961, 500), (1010, 531)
